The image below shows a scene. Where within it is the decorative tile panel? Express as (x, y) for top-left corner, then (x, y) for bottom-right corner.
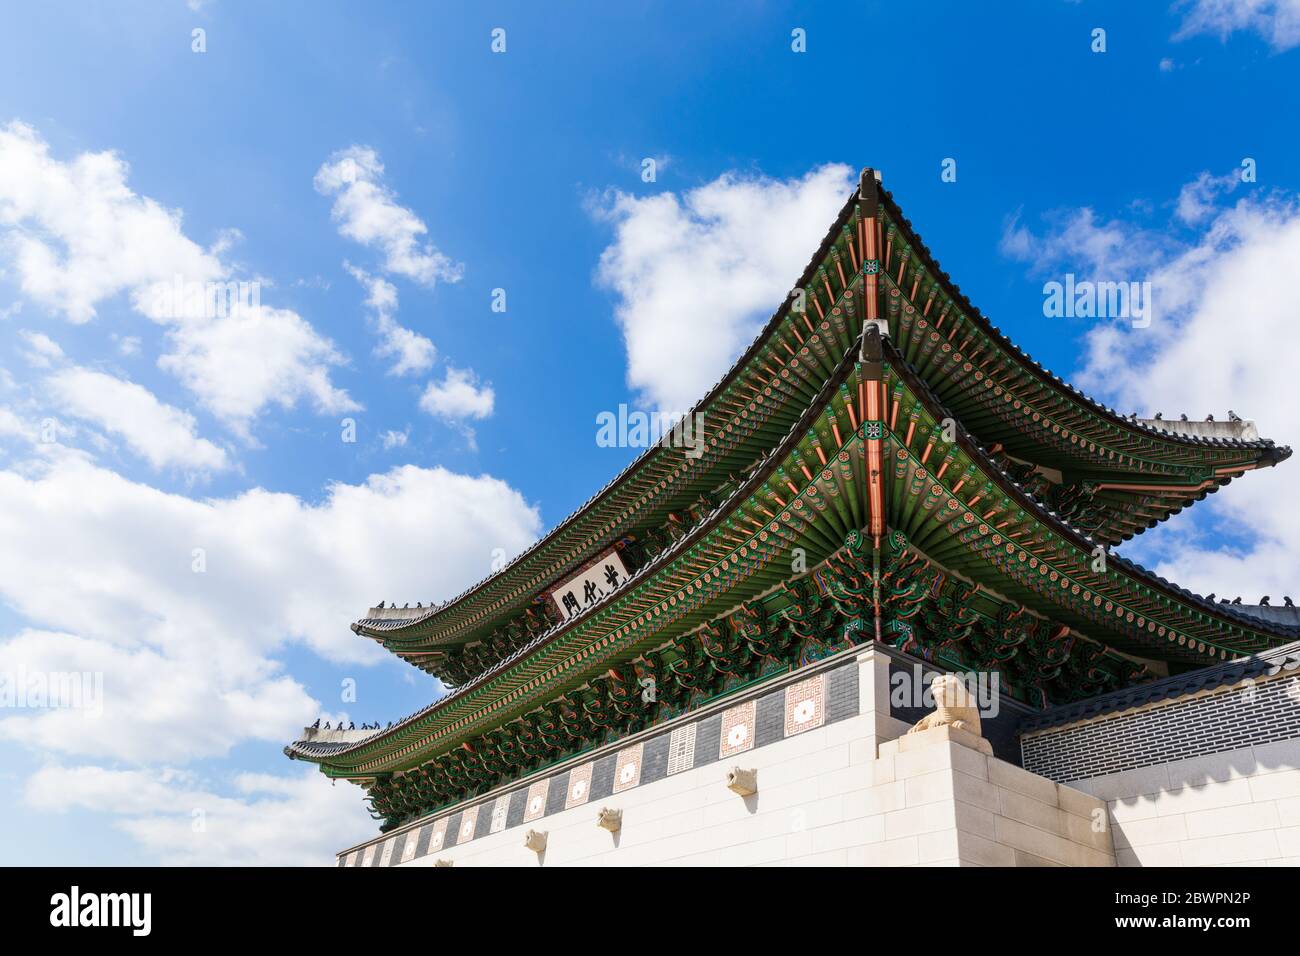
(455, 805), (479, 845)
(524, 778), (550, 822)
(784, 673), (826, 736)
(666, 723), (697, 775)
(565, 761), (594, 808)
(343, 851), (358, 867)
(361, 843), (376, 867)
(490, 793), (510, 833)
(401, 829), (421, 862)
(719, 700), (757, 757)
(613, 742), (643, 793)
(378, 837), (396, 867)
(427, 817), (448, 853)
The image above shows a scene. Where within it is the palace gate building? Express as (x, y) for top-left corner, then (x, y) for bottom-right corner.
(286, 170), (1300, 867)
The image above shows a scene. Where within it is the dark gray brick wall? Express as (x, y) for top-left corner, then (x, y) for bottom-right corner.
(545, 772), (569, 815)
(473, 803), (493, 840)
(1023, 674), (1300, 782)
(755, 693), (784, 747)
(588, 753), (617, 801)
(826, 664), (858, 722)
(387, 832), (406, 866)
(506, 788), (527, 828)
(642, 733), (669, 784)
(444, 811), (463, 847)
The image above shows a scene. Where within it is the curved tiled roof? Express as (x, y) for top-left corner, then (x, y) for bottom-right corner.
(1019, 637), (1300, 733)
(885, 337), (1300, 653)
(286, 342), (865, 766)
(349, 186), (867, 644)
(291, 168), (1298, 780)
(877, 185), (1290, 459)
(291, 332), (1299, 770)
(358, 173), (1290, 651)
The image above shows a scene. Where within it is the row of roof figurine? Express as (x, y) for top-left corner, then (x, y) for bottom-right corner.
(1141, 411), (1243, 422)
(374, 600), (443, 610)
(308, 719), (391, 731)
(1208, 595), (1293, 607)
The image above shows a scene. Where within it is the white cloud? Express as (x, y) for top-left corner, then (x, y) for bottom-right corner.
(26, 764), (370, 866)
(345, 263), (436, 376)
(114, 334), (142, 357)
(0, 630), (307, 762)
(17, 328), (63, 368)
(0, 406), (29, 441)
(0, 121), (357, 433)
(593, 164), (855, 412)
(47, 367), (229, 472)
(1009, 176), (1300, 603)
(1174, 0), (1300, 51)
(0, 121), (223, 323)
(158, 303), (359, 436)
(0, 456), (541, 762)
(999, 206), (1171, 278)
(380, 427), (409, 450)
(315, 147), (463, 287)
(1175, 170), (1240, 225)
(419, 366), (495, 421)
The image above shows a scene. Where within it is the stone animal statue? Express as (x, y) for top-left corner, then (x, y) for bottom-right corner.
(906, 673), (982, 737)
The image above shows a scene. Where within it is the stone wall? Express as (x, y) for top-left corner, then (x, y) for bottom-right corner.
(1022, 671), (1300, 866)
(1066, 739), (1300, 866)
(338, 645), (1113, 867)
(870, 726), (1113, 867)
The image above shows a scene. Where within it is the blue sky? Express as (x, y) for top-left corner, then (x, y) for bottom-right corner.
(1, 1), (1298, 864)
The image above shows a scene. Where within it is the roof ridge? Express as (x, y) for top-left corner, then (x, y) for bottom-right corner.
(877, 185), (1292, 457)
(353, 185), (866, 642)
(1020, 637), (1300, 733)
(288, 340), (865, 764)
(885, 340), (1300, 646)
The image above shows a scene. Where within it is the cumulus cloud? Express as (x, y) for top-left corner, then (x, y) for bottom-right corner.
(380, 427), (409, 450)
(999, 206), (1173, 278)
(345, 263), (436, 376)
(0, 121), (222, 323)
(1175, 170), (1241, 225)
(0, 456), (542, 762)
(315, 147), (463, 287)
(114, 334), (142, 357)
(158, 303), (358, 437)
(1174, 0), (1300, 51)
(47, 367), (229, 472)
(0, 630), (308, 762)
(0, 406), (29, 441)
(419, 366), (495, 421)
(1004, 173), (1300, 602)
(17, 328), (62, 368)
(26, 764), (371, 866)
(0, 121), (356, 433)
(593, 164), (855, 412)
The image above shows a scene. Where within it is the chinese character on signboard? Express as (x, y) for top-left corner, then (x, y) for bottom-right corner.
(549, 549), (630, 620)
